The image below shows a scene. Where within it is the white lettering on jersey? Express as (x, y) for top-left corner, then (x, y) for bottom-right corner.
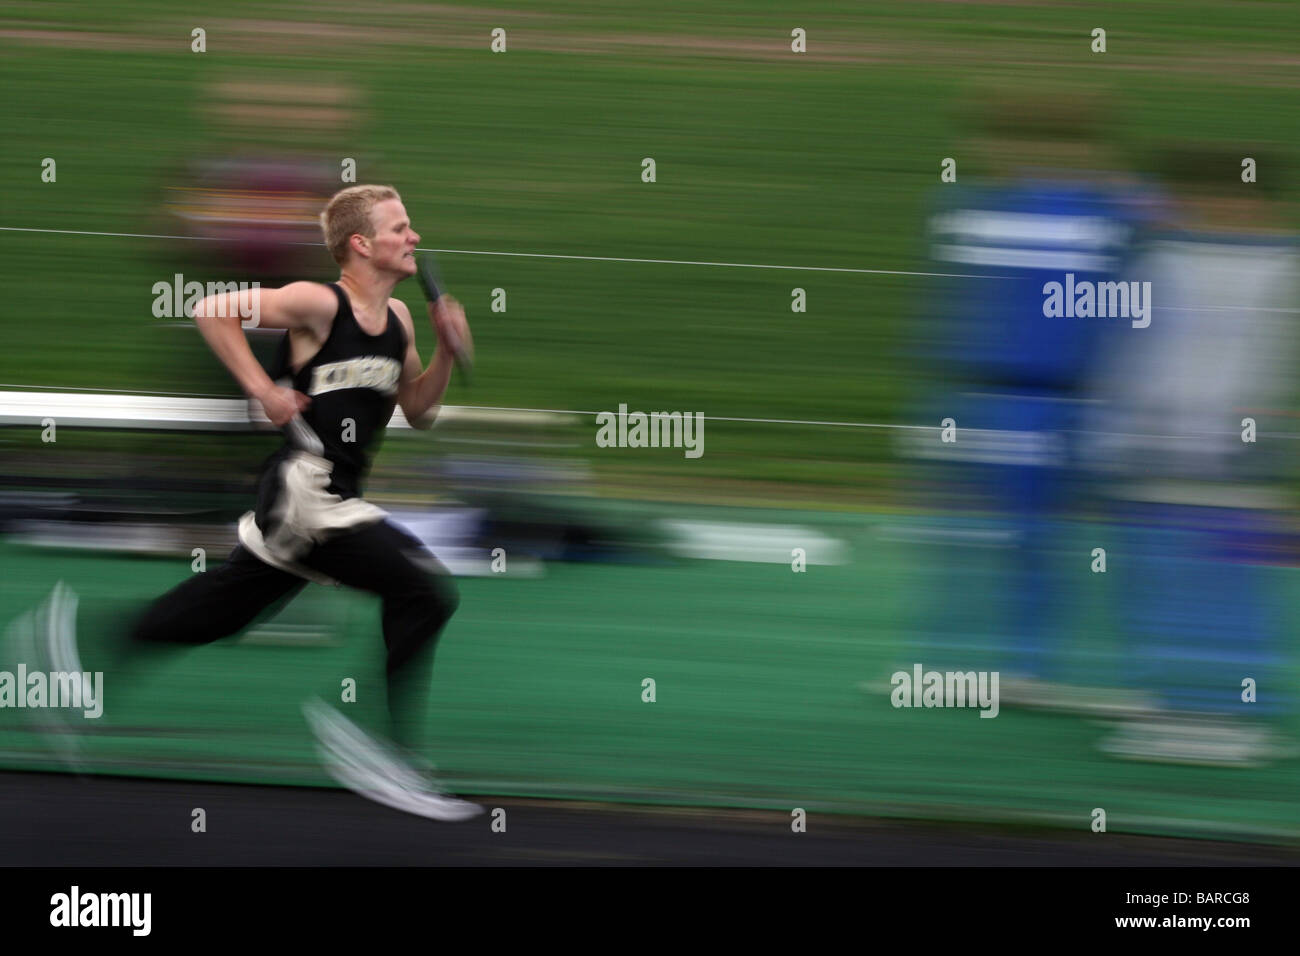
(309, 357), (402, 397)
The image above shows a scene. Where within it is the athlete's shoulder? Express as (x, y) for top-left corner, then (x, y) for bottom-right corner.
(249, 281), (338, 335)
(277, 280), (339, 304)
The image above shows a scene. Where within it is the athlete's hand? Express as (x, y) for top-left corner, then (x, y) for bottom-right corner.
(429, 296), (473, 363)
(256, 384), (311, 427)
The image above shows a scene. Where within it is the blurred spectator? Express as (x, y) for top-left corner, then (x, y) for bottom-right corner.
(1087, 146), (1298, 764)
(887, 88), (1161, 710)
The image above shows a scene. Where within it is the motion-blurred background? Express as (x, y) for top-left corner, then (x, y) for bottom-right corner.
(1, 1), (1298, 850)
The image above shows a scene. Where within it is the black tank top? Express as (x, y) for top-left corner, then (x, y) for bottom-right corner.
(269, 282), (407, 498)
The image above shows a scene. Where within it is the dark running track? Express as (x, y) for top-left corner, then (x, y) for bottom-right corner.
(1, 771), (1296, 866)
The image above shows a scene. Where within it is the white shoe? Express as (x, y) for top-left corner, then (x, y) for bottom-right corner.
(45, 581), (84, 676)
(302, 698), (483, 822)
(4, 581), (85, 674)
(3, 582), (87, 771)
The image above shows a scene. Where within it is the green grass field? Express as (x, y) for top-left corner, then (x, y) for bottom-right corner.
(2, 1), (1297, 498)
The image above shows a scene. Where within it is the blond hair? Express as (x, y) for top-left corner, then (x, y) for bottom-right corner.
(320, 185), (400, 264)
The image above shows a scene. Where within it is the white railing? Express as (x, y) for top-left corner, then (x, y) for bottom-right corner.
(0, 391), (575, 432)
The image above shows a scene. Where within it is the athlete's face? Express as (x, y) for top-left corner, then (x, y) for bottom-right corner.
(365, 199), (421, 276)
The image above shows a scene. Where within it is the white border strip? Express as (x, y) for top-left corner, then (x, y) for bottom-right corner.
(0, 391), (575, 430)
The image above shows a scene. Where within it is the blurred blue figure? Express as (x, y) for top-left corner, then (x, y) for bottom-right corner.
(1086, 147), (1298, 764)
(889, 93), (1161, 711)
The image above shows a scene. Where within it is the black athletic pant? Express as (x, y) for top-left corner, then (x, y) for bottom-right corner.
(128, 520), (459, 755)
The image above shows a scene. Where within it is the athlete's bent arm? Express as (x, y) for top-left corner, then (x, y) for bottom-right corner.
(391, 297), (469, 429)
(191, 282), (336, 427)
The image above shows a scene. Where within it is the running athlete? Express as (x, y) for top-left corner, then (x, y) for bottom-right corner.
(43, 185), (480, 820)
